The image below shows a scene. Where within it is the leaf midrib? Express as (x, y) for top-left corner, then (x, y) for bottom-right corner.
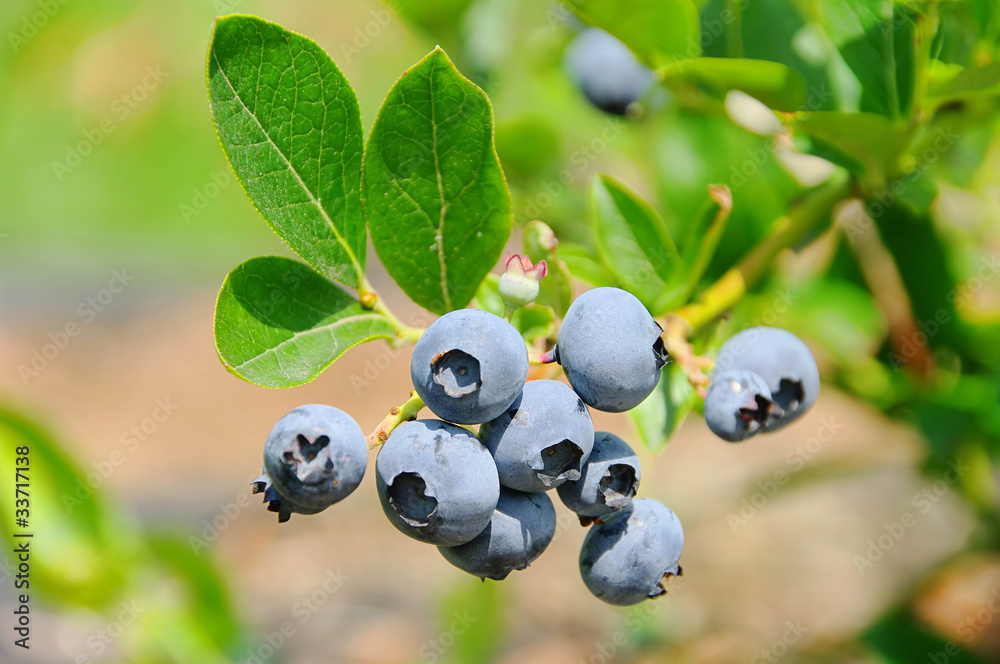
(229, 312), (390, 371)
(429, 56), (453, 311)
(212, 48), (363, 283)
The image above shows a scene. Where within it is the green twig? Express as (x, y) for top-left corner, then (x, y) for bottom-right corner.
(366, 392), (425, 450)
(359, 277), (425, 344)
(674, 175), (851, 334)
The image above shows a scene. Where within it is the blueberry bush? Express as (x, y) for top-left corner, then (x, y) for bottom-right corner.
(3, 0), (1000, 660)
(205, 0), (1000, 630)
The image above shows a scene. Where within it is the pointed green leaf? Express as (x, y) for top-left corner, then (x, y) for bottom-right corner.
(786, 110), (902, 187)
(363, 48), (512, 314)
(0, 407), (136, 608)
(207, 15), (366, 287)
(589, 174), (678, 314)
(562, 0), (702, 66)
(815, 0), (915, 118)
(668, 185), (733, 307)
(659, 58), (808, 111)
(214, 256), (395, 388)
(927, 62), (1000, 101)
(559, 243), (618, 288)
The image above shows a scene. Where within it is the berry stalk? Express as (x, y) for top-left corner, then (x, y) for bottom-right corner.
(674, 175), (850, 334)
(366, 392), (426, 449)
(358, 276), (425, 344)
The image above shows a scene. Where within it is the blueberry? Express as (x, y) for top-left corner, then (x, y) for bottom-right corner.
(714, 326), (819, 429)
(480, 379), (595, 492)
(254, 404), (367, 522)
(438, 488), (556, 580)
(411, 309), (529, 425)
(579, 498), (684, 605)
(556, 287), (668, 412)
(703, 370), (780, 442)
(376, 419), (500, 546)
(565, 28), (653, 116)
(557, 431), (641, 518)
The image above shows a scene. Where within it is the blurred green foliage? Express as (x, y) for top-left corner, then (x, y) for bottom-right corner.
(5, 0), (1000, 661)
(0, 406), (245, 662)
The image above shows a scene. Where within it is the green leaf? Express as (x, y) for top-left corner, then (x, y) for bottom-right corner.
(926, 62), (1000, 101)
(0, 406), (137, 608)
(815, 0), (915, 118)
(559, 243), (618, 288)
(511, 305), (556, 342)
(472, 273), (505, 318)
(207, 15), (366, 287)
(588, 174), (679, 313)
(787, 110), (902, 187)
(145, 534), (243, 653)
(437, 579), (505, 664)
(649, 109), (805, 281)
(660, 58), (809, 111)
(872, 203), (968, 352)
(863, 608), (984, 664)
(562, 0), (702, 66)
(670, 185), (733, 306)
(363, 48), (512, 314)
(629, 363), (697, 452)
(700, 0), (840, 111)
(214, 256), (395, 388)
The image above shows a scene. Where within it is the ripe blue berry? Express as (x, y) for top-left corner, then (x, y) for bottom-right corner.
(411, 309), (529, 425)
(254, 405), (367, 522)
(480, 379), (595, 492)
(714, 326), (819, 429)
(438, 488), (557, 580)
(556, 287), (668, 412)
(557, 431), (641, 518)
(565, 28), (653, 116)
(703, 370), (778, 442)
(579, 498), (684, 606)
(376, 420), (500, 546)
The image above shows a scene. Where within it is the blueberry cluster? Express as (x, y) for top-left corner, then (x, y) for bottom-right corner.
(251, 291), (820, 603)
(253, 287), (684, 605)
(704, 327), (820, 442)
